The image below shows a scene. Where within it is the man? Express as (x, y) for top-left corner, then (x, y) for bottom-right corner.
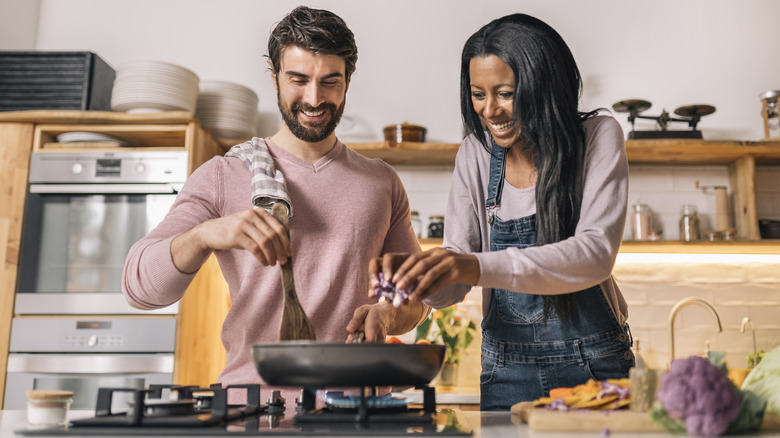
(122, 6), (427, 399)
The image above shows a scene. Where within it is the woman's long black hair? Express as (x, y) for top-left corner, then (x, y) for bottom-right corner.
(460, 13), (598, 321)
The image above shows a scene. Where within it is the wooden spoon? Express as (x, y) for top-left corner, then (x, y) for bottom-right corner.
(271, 203), (316, 341)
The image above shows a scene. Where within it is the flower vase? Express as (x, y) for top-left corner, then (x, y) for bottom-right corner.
(438, 363), (459, 387)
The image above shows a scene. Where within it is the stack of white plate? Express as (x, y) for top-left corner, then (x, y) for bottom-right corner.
(196, 80), (259, 141)
(56, 132), (130, 146)
(111, 60), (199, 113)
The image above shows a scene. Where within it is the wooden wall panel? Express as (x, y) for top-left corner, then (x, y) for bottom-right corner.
(730, 155), (760, 240)
(173, 121), (231, 387)
(0, 122), (34, 409)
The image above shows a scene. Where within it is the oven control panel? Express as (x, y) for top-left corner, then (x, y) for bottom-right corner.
(9, 317), (175, 353)
(64, 334), (124, 348)
(28, 150), (189, 184)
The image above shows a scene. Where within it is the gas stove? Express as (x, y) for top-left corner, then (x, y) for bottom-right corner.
(16, 383), (472, 436)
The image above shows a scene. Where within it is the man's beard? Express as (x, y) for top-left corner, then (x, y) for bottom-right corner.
(278, 92), (345, 143)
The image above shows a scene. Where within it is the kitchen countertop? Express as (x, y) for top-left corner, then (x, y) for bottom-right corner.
(402, 384), (480, 405)
(3, 409), (780, 438)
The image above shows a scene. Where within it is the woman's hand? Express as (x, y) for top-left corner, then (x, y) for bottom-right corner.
(392, 248), (480, 302)
(368, 252), (413, 299)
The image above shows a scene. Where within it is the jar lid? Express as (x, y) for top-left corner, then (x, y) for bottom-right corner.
(410, 210), (419, 215)
(429, 215), (444, 220)
(759, 90), (780, 101)
(26, 390), (74, 401)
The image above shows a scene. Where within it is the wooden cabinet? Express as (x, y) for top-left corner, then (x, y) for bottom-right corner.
(349, 138), (780, 252)
(0, 110), (230, 407)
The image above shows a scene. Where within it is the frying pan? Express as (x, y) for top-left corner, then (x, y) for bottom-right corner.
(252, 341), (446, 387)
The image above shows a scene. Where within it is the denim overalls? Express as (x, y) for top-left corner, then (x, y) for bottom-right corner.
(480, 144), (634, 411)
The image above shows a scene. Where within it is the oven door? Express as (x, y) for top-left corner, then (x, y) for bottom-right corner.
(3, 354), (174, 410)
(16, 183), (180, 315)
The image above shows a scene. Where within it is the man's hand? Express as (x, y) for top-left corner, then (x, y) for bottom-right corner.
(346, 299), (429, 343)
(171, 207), (291, 274)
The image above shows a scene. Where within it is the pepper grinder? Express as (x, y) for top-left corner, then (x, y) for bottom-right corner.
(713, 186), (730, 231)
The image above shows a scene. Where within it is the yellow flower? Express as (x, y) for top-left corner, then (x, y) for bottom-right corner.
(415, 305), (477, 365)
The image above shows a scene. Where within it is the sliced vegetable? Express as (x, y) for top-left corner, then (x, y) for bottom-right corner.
(374, 272), (416, 307)
(548, 387), (573, 399)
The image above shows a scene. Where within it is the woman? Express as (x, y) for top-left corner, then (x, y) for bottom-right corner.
(371, 13), (633, 410)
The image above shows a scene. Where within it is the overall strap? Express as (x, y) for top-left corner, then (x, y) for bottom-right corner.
(485, 143), (507, 224)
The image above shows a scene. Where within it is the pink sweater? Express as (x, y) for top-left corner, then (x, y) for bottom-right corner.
(425, 116), (629, 325)
(122, 139), (420, 391)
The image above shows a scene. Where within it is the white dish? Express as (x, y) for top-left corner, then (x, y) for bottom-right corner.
(56, 132), (130, 145)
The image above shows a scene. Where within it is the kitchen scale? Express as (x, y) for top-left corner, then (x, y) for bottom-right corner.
(612, 99), (716, 139)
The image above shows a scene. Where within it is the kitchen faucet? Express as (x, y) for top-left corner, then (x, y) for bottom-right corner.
(741, 316), (757, 366)
(668, 296), (723, 365)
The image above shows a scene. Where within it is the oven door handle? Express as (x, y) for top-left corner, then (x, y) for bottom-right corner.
(29, 183), (182, 194)
(6, 353), (174, 374)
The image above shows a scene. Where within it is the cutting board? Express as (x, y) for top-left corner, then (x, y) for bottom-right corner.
(511, 402), (662, 433)
(511, 402), (780, 433)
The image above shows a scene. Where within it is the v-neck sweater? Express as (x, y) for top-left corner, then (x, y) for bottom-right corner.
(122, 138), (421, 388)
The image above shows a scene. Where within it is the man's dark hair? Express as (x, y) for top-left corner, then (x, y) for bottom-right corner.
(267, 6), (358, 80)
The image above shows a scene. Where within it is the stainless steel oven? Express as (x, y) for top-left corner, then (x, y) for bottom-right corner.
(15, 150), (188, 315)
(4, 317), (175, 410)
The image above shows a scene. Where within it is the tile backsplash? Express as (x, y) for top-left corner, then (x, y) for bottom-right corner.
(395, 163), (780, 378)
(397, 164), (780, 239)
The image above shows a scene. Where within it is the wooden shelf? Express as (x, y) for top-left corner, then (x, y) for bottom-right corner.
(625, 138), (780, 165)
(345, 138), (780, 166)
(347, 141), (459, 165)
(420, 238), (780, 254)
(0, 109), (196, 125)
(619, 240), (780, 254)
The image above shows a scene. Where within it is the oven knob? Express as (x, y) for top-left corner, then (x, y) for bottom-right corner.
(135, 163), (146, 174)
(71, 163), (83, 175)
(87, 335), (98, 347)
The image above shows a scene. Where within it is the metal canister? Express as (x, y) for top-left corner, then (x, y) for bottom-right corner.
(760, 90), (780, 139)
(427, 215), (444, 238)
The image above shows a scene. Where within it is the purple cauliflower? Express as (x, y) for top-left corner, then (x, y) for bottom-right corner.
(655, 356), (741, 436)
(373, 272), (416, 307)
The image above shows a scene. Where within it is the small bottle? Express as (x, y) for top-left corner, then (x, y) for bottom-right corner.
(631, 200), (651, 240)
(427, 215), (444, 238)
(410, 211), (422, 238)
(679, 204), (700, 242)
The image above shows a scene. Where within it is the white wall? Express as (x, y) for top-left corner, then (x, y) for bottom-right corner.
(6, 0), (780, 375)
(25, 0), (780, 143)
(0, 0), (40, 49)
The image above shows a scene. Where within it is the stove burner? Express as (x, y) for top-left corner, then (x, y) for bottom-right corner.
(325, 392), (409, 410)
(15, 383), (472, 436)
(265, 390), (285, 414)
(138, 398), (197, 417)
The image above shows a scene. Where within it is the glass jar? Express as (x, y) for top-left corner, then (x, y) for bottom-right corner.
(760, 90), (780, 139)
(630, 200), (652, 240)
(410, 210), (422, 238)
(427, 215), (444, 238)
(25, 390), (73, 427)
(679, 204), (700, 242)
